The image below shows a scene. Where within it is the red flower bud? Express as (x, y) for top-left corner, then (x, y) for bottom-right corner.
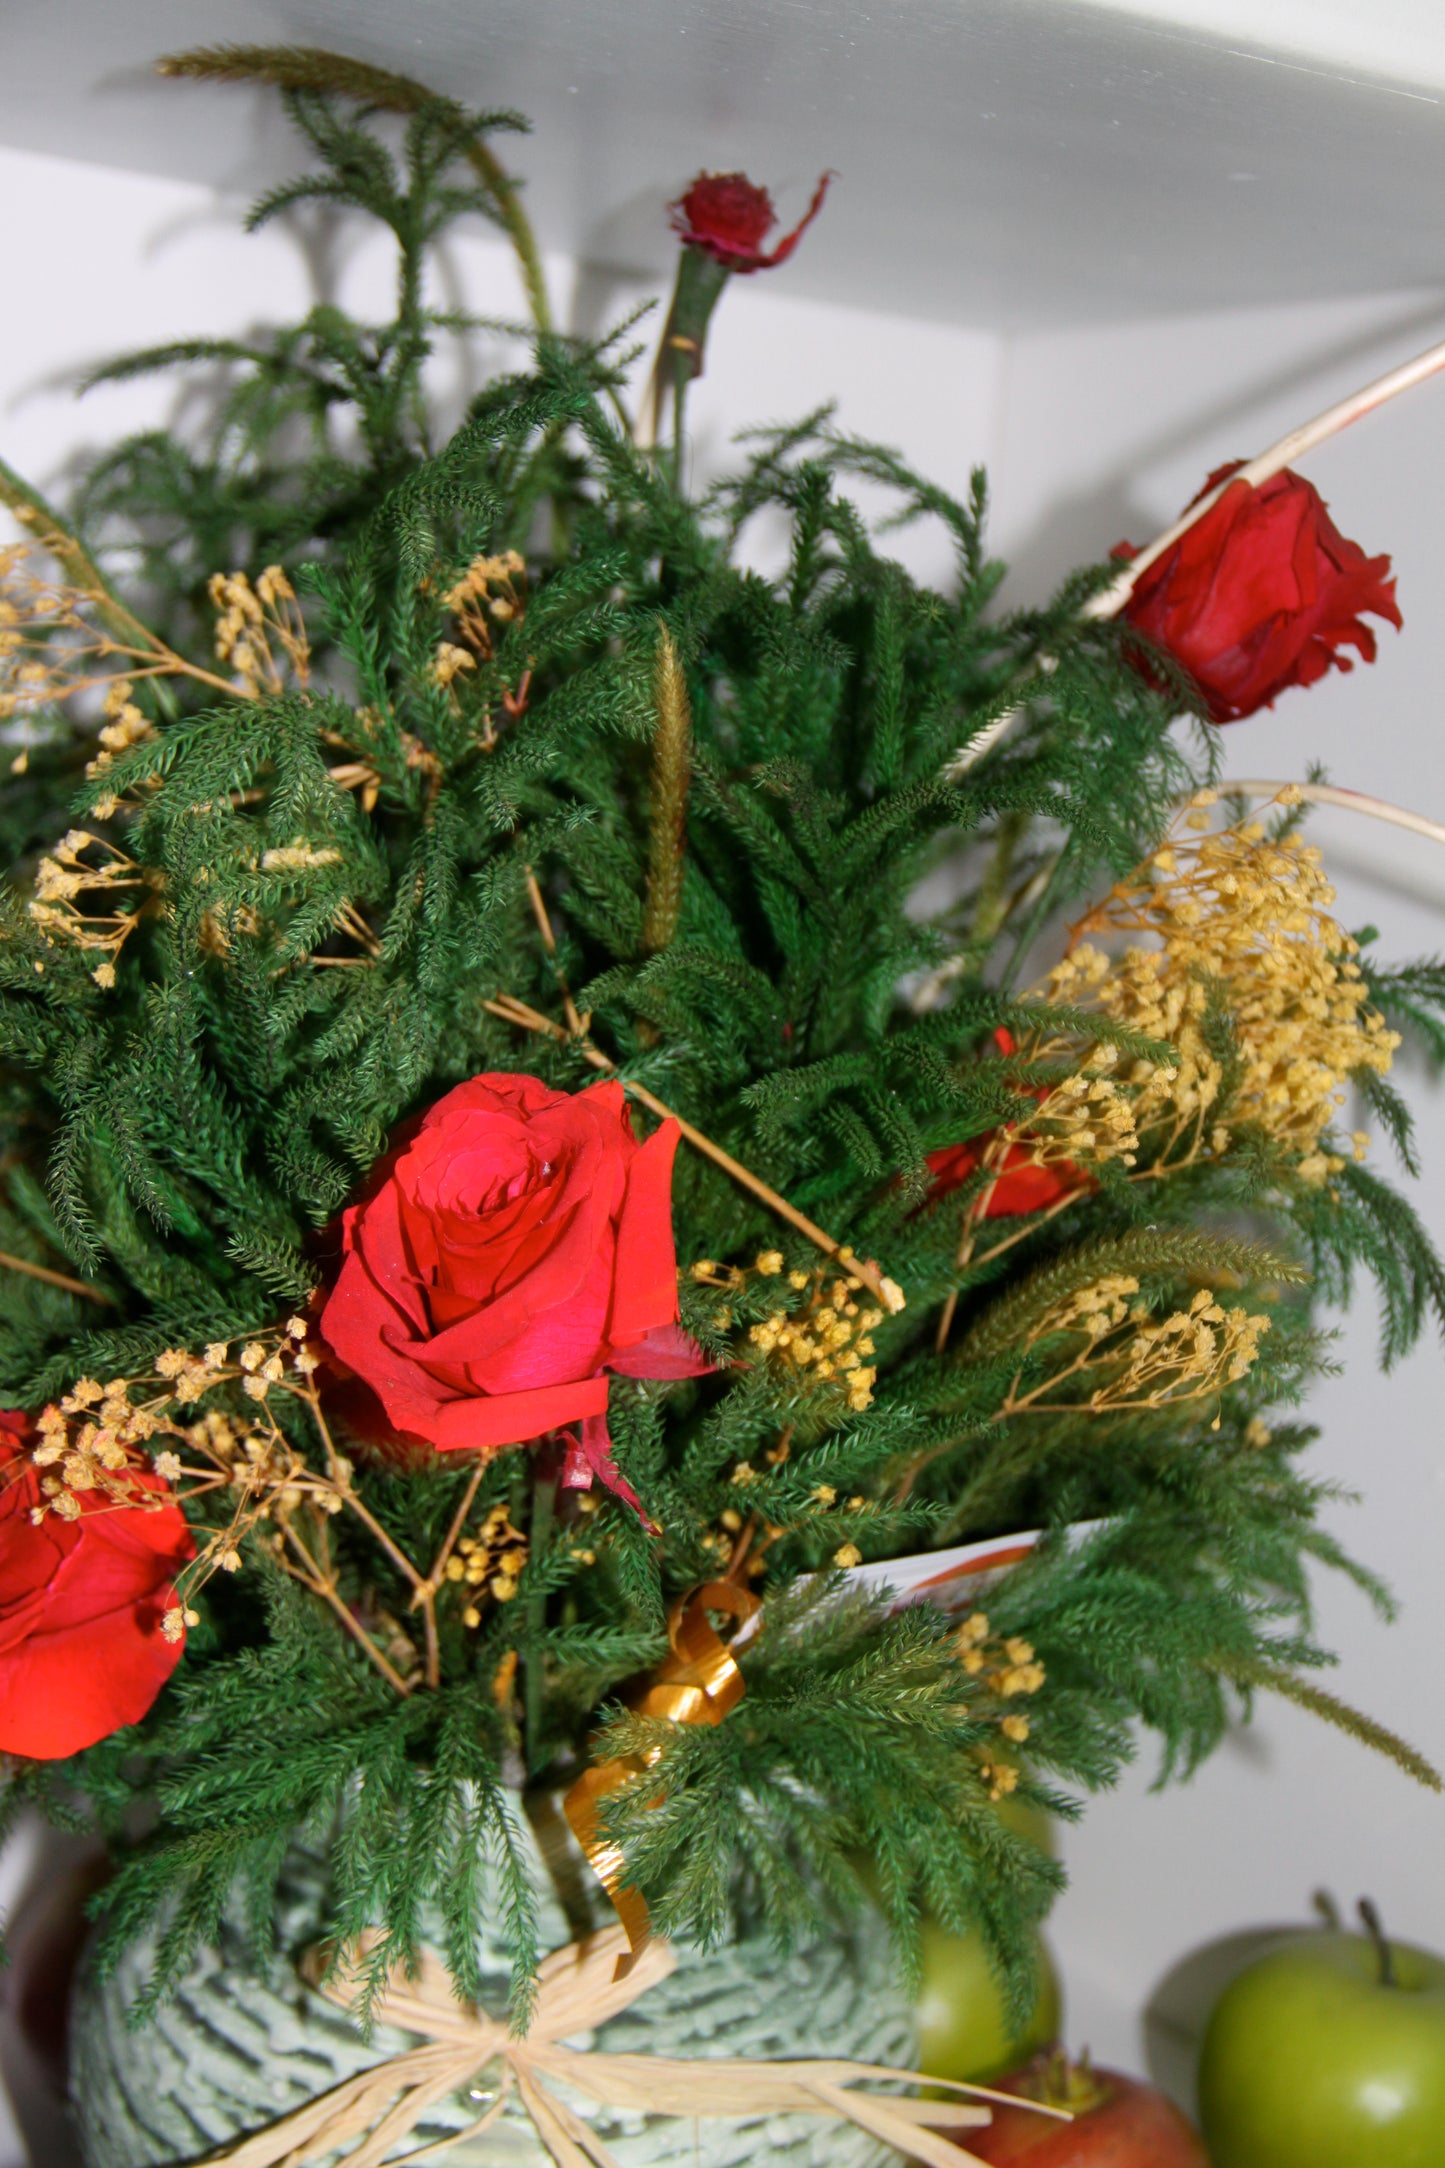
(1117, 462), (1401, 723)
(670, 169), (832, 273)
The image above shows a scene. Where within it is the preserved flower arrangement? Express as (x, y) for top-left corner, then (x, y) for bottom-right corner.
(2, 43), (1445, 2168)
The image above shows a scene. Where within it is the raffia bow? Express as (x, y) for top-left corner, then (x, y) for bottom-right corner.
(204, 1921), (1051, 2168)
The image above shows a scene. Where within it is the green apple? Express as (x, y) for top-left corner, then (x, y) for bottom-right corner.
(916, 1793), (1062, 2085)
(916, 1918), (1062, 2085)
(1198, 1912), (1445, 2168)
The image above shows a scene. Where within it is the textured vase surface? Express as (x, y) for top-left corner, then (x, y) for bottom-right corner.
(69, 1799), (917, 2168)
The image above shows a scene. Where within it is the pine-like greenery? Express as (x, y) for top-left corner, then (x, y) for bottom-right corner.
(2, 50), (1442, 2028)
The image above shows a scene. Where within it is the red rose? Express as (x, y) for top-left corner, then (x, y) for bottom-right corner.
(926, 1030), (1088, 1217)
(670, 169), (832, 272)
(0, 1413), (194, 1760)
(320, 1074), (706, 1514)
(1117, 462), (1400, 722)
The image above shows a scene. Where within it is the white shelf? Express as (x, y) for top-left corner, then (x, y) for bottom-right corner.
(6, 0), (1445, 329)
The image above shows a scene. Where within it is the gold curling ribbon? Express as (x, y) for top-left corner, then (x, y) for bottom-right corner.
(563, 1579), (759, 1969)
(203, 1922), (1058, 2168)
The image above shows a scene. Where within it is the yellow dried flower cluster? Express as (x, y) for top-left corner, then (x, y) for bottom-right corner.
(324, 708), (442, 815)
(441, 549), (527, 659)
(30, 1382), (169, 1522)
(747, 1266), (889, 1412)
(34, 1320), (526, 1684)
(0, 526), (256, 805)
(209, 566), (310, 696)
(443, 1502), (529, 1626)
(429, 641), (477, 691)
(28, 828), (155, 987)
(956, 1611), (1047, 1798)
(1043, 798), (1398, 1181)
(0, 541), (117, 725)
(258, 841), (344, 873)
(1001, 1274), (1271, 1424)
(85, 675), (156, 788)
(973, 1036), (1141, 1194)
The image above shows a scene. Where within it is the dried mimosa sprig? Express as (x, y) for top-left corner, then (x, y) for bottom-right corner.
(997, 1274), (1271, 1425)
(29, 1325), (517, 1697)
(1048, 793), (1397, 1181)
(27, 828), (159, 988)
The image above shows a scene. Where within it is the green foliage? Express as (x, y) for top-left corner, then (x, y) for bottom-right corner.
(0, 53), (1437, 2035)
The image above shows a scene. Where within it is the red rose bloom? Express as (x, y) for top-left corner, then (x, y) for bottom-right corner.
(670, 169), (832, 272)
(1118, 462), (1400, 723)
(926, 1030), (1088, 1218)
(0, 1413), (193, 1760)
(320, 1074), (707, 1514)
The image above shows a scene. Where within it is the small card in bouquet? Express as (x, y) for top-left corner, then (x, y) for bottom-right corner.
(841, 1528), (1046, 1612)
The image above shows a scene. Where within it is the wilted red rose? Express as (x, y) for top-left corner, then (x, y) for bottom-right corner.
(670, 169), (832, 272)
(1117, 462), (1400, 723)
(926, 1030), (1088, 1218)
(0, 1412), (193, 1760)
(926, 1138), (1081, 1218)
(319, 1074), (706, 1514)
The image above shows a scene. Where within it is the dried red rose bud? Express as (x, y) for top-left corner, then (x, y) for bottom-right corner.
(1117, 462), (1401, 723)
(670, 169), (832, 273)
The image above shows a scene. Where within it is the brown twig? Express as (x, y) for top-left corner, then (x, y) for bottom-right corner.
(483, 993), (894, 1308)
(0, 1248), (113, 1305)
(723, 1512), (761, 1583)
(421, 1458), (487, 1597)
(278, 1519), (413, 1697)
(300, 1382), (437, 1677)
(523, 865), (585, 1036)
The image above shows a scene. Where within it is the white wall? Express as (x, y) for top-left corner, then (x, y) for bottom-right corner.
(993, 290), (1445, 2083)
(5, 135), (1445, 2150)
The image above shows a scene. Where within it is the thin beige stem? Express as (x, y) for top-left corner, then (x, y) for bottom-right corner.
(279, 1522), (413, 1697)
(0, 1248), (113, 1304)
(1212, 780), (1445, 850)
(422, 1460), (487, 1597)
(936, 1133), (1015, 1354)
(102, 640), (247, 704)
(0, 455), (161, 656)
(421, 1595), (441, 1693)
(523, 865), (585, 1036)
(483, 994), (893, 1306)
(964, 1185), (1086, 1273)
(303, 1381), (427, 1595)
(340, 1487), (426, 1593)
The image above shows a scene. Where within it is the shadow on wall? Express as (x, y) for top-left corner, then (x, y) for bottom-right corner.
(1143, 1922), (1297, 2113)
(999, 293), (1445, 606)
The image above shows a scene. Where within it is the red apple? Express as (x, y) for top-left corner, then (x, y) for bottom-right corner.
(952, 2051), (1209, 2164)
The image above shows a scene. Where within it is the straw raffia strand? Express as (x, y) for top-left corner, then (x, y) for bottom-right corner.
(202, 1923), (1061, 2168)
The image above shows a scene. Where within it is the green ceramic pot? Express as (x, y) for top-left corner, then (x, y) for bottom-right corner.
(69, 1797), (915, 2168)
